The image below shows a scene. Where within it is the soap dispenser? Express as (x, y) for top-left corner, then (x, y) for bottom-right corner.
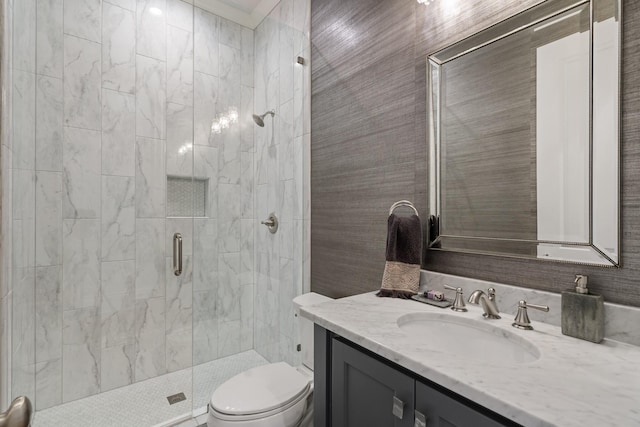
(561, 274), (604, 343)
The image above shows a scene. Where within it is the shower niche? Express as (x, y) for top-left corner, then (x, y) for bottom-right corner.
(167, 176), (209, 218)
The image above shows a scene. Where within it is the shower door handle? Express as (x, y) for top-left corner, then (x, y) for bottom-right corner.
(173, 233), (182, 276)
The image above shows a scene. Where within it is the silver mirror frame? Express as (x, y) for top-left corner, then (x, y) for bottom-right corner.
(427, 0), (621, 267)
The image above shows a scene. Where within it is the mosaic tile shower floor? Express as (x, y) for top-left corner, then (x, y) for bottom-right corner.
(33, 351), (268, 427)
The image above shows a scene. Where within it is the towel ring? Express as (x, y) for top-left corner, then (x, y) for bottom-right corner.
(389, 200), (419, 217)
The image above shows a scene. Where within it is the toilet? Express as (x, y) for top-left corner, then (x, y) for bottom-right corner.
(207, 292), (333, 427)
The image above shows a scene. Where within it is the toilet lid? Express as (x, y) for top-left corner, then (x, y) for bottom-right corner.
(211, 362), (310, 416)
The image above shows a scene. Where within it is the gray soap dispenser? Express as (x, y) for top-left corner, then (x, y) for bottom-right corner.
(561, 274), (604, 343)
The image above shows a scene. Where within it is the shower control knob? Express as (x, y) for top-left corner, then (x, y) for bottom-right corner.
(261, 213), (278, 234)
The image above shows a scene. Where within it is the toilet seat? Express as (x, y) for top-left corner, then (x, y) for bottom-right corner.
(209, 362), (311, 424)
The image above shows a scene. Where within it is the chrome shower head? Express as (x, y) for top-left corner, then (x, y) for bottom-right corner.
(252, 110), (275, 127)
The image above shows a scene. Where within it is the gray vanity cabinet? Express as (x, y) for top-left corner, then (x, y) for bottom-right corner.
(315, 325), (519, 427)
(331, 338), (415, 427)
(415, 380), (508, 427)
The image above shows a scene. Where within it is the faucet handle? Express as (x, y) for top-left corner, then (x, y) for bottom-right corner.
(512, 300), (549, 330)
(444, 285), (467, 312)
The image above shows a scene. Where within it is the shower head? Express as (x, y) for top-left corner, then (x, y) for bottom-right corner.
(252, 110), (275, 127)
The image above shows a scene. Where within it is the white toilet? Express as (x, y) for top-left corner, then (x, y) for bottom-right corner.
(207, 292), (332, 427)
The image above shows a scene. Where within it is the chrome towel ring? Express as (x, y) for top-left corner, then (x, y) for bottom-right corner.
(389, 200), (419, 217)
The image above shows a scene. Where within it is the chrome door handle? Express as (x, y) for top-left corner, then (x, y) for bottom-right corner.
(173, 233), (182, 276)
(0, 396), (32, 427)
(414, 410), (428, 427)
(392, 396), (405, 420)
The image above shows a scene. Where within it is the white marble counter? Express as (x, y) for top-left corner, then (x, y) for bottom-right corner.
(301, 292), (640, 427)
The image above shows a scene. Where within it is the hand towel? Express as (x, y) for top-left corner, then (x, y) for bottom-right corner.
(377, 213), (422, 299)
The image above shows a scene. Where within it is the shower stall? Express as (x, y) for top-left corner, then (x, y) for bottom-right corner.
(0, 0), (311, 424)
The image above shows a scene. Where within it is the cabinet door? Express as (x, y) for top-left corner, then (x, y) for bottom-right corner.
(331, 339), (415, 427)
(415, 380), (513, 427)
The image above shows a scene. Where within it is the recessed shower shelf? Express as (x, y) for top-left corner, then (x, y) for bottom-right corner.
(167, 175), (208, 218)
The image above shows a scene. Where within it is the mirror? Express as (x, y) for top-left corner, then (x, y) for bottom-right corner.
(428, 0), (620, 267)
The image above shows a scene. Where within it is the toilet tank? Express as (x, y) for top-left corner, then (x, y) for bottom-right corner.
(293, 292), (333, 370)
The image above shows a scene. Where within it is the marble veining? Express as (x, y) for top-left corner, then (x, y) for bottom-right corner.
(35, 172), (63, 266)
(63, 0), (102, 43)
(136, 55), (166, 139)
(35, 266), (62, 363)
(13, 313), (35, 399)
(102, 89), (136, 176)
(105, 0), (135, 11)
(35, 358), (62, 410)
(240, 85), (254, 152)
(217, 184), (241, 253)
(100, 343), (135, 392)
(135, 297), (166, 382)
(63, 35), (101, 130)
(167, 25), (193, 106)
(166, 102), (194, 176)
(36, 0), (63, 78)
(12, 70), (36, 170)
(193, 218), (218, 293)
(136, 0), (167, 61)
(193, 144), (217, 217)
(220, 18), (241, 50)
(102, 2), (136, 94)
(135, 136), (166, 218)
(166, 0), (193, 32)
(13, 0), (36, 73)
(194, 8), (219, 76)
(101, 176), (135, 261)
(218, 253), (241, 323)
(62, 306), (101, 402)
(35, 75), (63, 172)
(62, 219), (100, 310)
(101, 260), (136, 391)
(240, 152), (253, 218)
(63, 127), (101, 219)
(241, 27), (254, 88)
(135, 218), (166, 300)
(239, 226), (254, 282)
(301, 288), (640, 427)
(193, 71), (218, 147)
(101, 260), (135, 348)
(193, 289), (218, 365)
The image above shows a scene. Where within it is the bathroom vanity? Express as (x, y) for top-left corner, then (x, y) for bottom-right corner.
(317, 329), (516, 426)
(301, 290), (640, 427)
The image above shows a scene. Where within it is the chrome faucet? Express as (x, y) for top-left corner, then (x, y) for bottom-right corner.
(467, 288), (501, 319)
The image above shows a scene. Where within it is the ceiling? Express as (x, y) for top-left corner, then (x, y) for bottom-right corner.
(195, 0), (280, 29)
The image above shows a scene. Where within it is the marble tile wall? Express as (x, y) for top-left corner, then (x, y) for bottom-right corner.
(1, 0), (14, 410)
(5, 0), (257, 411)
(190, 3), (256, 410)
(253, 0), (311, 366)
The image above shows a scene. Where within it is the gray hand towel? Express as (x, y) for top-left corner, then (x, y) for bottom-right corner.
(377, 213), (422, 299)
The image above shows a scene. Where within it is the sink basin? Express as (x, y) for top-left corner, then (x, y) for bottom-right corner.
(397, 312), (540, 364)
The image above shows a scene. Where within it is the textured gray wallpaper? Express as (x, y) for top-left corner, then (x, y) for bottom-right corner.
(310, 0), (640, 307)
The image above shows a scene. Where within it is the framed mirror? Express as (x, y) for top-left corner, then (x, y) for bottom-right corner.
(427, 0), (620, 267)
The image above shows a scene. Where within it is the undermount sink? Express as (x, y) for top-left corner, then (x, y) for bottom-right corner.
(397, 312), (540, 364)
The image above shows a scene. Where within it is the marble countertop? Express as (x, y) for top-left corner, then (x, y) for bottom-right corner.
(301, 292), (640, 427)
